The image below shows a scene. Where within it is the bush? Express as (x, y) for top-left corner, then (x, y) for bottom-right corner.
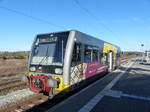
(0, 55), (25, 60)
(2, 56), (7, 60)
(14, 56), (25, 59)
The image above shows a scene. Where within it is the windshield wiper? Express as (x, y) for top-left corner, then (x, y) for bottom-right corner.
(37, 44), (50, 66)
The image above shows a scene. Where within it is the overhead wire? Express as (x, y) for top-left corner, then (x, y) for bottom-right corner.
(73, 0), (121, 44)
(0, 6), (66, 29)
(30, 0), (34, 16)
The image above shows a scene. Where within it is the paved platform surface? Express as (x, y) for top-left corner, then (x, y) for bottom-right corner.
(47, 59), (150, 112)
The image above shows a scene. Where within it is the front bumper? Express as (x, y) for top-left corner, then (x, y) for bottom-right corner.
(28, 76), (51, 92)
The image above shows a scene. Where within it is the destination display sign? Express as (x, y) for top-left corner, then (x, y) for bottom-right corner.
(38, 36), (58, 43)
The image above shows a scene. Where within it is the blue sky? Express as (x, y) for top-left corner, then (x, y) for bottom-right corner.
(0, 0), (150, 51)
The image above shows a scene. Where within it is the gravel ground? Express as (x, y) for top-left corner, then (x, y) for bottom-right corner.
(0, 89), (35, 109)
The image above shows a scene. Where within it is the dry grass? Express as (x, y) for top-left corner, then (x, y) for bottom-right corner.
(0, 59), (28, 76)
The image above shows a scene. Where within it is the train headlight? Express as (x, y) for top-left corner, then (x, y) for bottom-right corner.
(55, 68), (62, 74)
(30, 67), (36, 72)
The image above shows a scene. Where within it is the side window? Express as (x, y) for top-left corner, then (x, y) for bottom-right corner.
(84, 46), (92, 62)
(99, 51), (103, 63)
(92, 49), (98, 62)
(72, 43), (81, 63)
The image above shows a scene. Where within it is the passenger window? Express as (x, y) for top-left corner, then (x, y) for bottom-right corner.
(84, 46), (92, 62)
(99, 52), (103, 62)
(92, 50), (98, 62)
(72, 43), (81, 63)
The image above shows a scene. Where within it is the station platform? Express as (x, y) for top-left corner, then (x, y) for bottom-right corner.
(46, 59), (150, 112)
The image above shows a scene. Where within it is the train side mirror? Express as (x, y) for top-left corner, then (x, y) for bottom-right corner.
(34, 45), (39, 55)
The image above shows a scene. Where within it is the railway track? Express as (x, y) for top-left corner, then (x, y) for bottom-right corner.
(0, 81), (27, 96)
(120, 59), (128, 64)
(0, 73), (18, 78)
(120, 55), (136, 64)
(0, 79), (21, 86)
(0, 73), (27, 95)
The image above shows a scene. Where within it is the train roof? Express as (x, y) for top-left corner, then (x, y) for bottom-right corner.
(145, 51), (150, 52)
(36, 30), (120, 50)
(74, 30), (120, 49)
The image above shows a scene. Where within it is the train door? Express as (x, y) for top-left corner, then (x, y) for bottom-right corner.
(70, 42), (85, 86)
(108, 51), (114, 72)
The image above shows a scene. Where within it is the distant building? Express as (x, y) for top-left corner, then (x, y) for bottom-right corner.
(143, 51), (150, 63)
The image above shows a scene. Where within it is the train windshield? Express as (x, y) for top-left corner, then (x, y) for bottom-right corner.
(30, 32), (69, 66)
